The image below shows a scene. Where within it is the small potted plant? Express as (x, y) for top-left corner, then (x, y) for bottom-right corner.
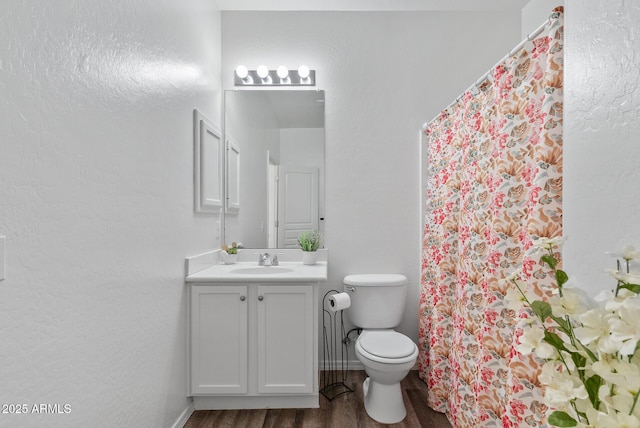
(297, 230), (322, 265)
(220, 242), (241, 264)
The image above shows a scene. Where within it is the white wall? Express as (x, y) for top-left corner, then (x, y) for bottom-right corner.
(280, 128), (324, 170)
(0, 1), (221, 427)
(563, 1), (640, 295)
(222, 11), (521, 346)
(522, 0), (564, 38)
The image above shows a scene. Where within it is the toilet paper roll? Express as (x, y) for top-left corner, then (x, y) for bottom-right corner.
(328, 292), (351, 312)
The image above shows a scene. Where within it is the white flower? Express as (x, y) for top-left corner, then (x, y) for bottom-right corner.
(541, 362), (589, 406)
(623, 245), (640, 261)
(574, 308), (609, 345)
(538, 360), (560, 385)
(575, 293), (640, 354)
(601, 393), (635, 417)
(607, 245), (640, 262)
(504, 285), (526, 311)
(608, 297), (640, 355)
(503, 273), (541, 311)
(586, 406), (640, 428)
(592, 358), (640, 393)
(532, 236), (564, 252)
(517, 324), (545, 355)
(513, 244), (640, 426)
(549, 287), (589, 316)
(606, 268), (640, 285)
(595, 288), (637, 311)
(592, 358), (640, 394)
(535, 341), (557, 359)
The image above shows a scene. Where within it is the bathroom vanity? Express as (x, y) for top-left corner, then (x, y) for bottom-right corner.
(185, 249), (327, 410)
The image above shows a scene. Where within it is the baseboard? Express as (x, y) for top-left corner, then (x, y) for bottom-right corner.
(319, 359), (364, 371)
(319, 360), (419, 371)
(171, 401), (194, 428)
(193, 394), (318, 410)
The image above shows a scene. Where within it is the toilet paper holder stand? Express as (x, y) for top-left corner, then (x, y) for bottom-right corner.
(320, 290), (354, 401)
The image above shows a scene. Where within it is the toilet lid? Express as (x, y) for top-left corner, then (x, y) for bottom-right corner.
(359, 331), (416, 359)
(344, 274), (408, 286)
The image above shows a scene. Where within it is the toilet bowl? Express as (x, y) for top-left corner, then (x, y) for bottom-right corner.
(344, 274), (418, 424)
(355, 330), (418, 424)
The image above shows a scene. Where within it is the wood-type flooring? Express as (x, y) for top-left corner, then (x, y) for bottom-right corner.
(184, 370), (452, 428)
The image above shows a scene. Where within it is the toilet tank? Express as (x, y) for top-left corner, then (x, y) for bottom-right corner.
(344, 274), (408, 329)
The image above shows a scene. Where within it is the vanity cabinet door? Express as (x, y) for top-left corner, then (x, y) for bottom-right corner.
(191, 285), (248, 395)
(256, 284), (314, 394)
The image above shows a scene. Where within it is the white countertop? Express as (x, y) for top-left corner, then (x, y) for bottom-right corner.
(186, 261), (328, 283)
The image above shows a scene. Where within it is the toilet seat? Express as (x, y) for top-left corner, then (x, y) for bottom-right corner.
(356, 331), (418, 364)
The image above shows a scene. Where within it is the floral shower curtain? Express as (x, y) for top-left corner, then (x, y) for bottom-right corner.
(419, 9), (564, 428)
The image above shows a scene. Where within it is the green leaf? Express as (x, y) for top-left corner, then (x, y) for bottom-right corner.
(570, 352), (587, 382)
(548, 411), (577, 427)
(578, 341), (599, 363)
(585, 374), (603, 409)
(620, 283), (640, 294)
(571, 352), (586, 370)
(542, 254), (558, 269)
(550, 315), (571, 335)
(531, 300), (552, 321)
(555, 269), (569, 287)
(543, 330), (567, 352)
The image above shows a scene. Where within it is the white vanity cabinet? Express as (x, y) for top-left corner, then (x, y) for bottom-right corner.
(190, 285), (248, 395)
(189, 282), (319, 409)
(256, 284), (315, 394)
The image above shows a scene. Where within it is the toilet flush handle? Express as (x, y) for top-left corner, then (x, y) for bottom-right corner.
(345, 286), (356, 292)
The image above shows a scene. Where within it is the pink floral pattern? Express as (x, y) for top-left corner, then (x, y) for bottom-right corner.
(419, 10), (564, 428)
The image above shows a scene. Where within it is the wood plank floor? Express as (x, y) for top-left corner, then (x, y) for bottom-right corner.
(184, 370), (452, 428)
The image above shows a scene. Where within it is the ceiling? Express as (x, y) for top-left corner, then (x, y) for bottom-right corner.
(216, 0), (530, 12)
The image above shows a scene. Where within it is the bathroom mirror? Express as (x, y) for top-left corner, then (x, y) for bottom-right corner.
(223, 90), (325, 249)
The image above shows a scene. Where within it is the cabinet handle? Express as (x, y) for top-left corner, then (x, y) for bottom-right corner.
(240, 295), (246, 301)
(258, 295), (264, 301)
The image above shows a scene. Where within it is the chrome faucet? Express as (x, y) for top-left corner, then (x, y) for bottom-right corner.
(257, 252), (279, 266)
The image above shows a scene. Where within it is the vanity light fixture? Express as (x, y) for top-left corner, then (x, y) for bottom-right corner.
(256, 65), (272, 84)
(234, 64), (315, 86)
(235, 65), (253, 84)
(298, 65), (310, 83)
(276, 65), (290, 84)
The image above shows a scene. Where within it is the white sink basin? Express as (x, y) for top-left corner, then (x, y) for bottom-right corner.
(185, 258), (328, 283)
(229, 266), (295, 275)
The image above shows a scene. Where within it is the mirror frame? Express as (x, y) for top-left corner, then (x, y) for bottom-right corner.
(226, 134), (241, 214)
(193, 109), (223, 214)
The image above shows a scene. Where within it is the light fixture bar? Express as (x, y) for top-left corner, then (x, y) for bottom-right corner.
(234, 67), (316, 86)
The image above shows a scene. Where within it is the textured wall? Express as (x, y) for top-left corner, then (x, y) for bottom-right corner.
(0, 1), (221, 427)
(564, 1), (640, 295)
(222, 11), (521, 347)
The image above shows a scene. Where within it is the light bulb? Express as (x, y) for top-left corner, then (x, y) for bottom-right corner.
(298, 65), (310, 79)
(235, 65), (248, 79)
(276, 66), (289, 79)
(257, 65), (269, 79)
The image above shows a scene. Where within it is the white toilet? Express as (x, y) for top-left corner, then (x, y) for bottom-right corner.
(344, 274), (418, 424)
